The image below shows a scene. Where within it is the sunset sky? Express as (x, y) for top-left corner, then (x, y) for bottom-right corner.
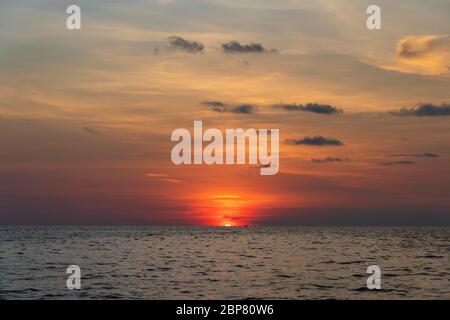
(1, 0), (449, 226)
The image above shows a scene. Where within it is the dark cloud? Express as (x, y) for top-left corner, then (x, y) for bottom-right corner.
(390, 153), (440, 158)
(286, 136), (343, 146)
(274, 103), (343, 115)
(382, 160), (415, 166)
(201, 101), (255, 114)
(232, 104), (255, 114)
(222, 41), (276, 54)
(201, 101), (226, 112)
(312, 157), (350, 163)
(82, 126), (99, 135)
(391, 103), (450, 116)
(167, 36), (204, 53)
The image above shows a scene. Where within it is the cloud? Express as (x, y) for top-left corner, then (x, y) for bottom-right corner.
(274, 103), (343, 115)
(146, 173), (182, 183)
(386, 34), (450, 75)
(201, 101), (256, 114)
(285, 136), (343, 146)
(163, 178), (182, 183)
(253, 163), (278, 169)
(390, 153), (440, 158)
(232, 104), (255, 114)
(312, 157), (349, 163)
(391, 103), (450, 116)
(397, 35), (450, 59)
(222, 41), (276, 54)
(202, 101), (225, 108)
(82, 126), (99, 135)
(382, 161), (415, 166)
(167, 36), (204, 53)
(146, 173), (169, 177)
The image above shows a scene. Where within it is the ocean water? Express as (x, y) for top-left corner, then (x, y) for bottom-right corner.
(0, 226), (448, 300)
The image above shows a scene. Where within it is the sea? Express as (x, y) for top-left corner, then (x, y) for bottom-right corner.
(0, 226), (448, 300)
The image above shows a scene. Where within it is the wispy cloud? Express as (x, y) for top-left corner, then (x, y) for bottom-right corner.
(382, 160), (415, 166)
(383, 34), (450, 75)
(397, 34), (450, 60)
(390, 153), (440, 158)
(146, 173), (169, 177)
(312, 157), (349, 163)
(286, 136), (343, 146)
(146, 173), (183, 183)
(163, 178), (182, 183)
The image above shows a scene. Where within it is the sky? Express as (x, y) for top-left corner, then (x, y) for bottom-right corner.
(0, 0), (449, 226)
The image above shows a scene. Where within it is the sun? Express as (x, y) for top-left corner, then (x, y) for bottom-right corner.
(196, 192), (260, 227)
